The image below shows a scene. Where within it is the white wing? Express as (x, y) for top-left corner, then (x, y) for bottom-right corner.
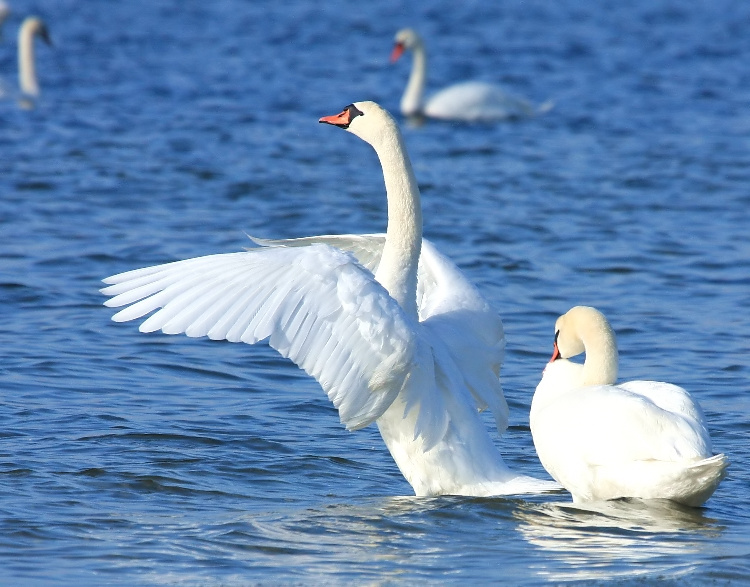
(533, 384), (712, 469)
(251, 234), (509, 434)
(101, 244), (417, 431)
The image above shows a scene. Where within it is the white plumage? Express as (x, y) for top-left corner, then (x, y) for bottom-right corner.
(390, 28), (549, 122)
(103, 101), (559, 497)
(530, 306), (728, 506)
(18, 16), (51, 99)
(0, 16), (51, 105)
(106, 246), (414, 431)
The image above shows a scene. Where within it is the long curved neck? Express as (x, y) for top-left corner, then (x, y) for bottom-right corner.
(401, 42), (426, 116)
(372, 128), (422, 320)
(581, 324), (618, 386)
(19, 23), (39, 97)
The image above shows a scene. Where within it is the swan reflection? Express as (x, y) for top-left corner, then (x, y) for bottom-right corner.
(515, 498), (724, 582)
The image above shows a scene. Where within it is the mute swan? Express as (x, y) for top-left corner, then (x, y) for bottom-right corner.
(18, 16), (51, 99)
(391, 28), (548, 122)
(102, 101), (559, 498)
(530, 306), (728, 507)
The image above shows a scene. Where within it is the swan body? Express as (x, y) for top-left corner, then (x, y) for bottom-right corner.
(102, 101), (558, 497)
(391, 28), (542, 122)
(530, 306), (728, 507)
(18, 16), (51, 99)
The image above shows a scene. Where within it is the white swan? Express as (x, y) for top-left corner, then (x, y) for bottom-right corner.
(0, 14), (50, 103)
(18, 16), (51, 99)
(102, 101), (559, 498)
(391, 28), (548, 122)
(530, 306), (728, 507)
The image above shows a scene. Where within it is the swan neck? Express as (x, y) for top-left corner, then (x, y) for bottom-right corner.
(372, 127), (422, 319)
(581, 323), (618, 385)
(19, 22), (39, 97)
(401, 42), (426, 116)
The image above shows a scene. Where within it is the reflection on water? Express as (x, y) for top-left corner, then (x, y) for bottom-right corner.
(133, 496), (727, 584)
(131, 496), (467, 584)
(515, 498), (725, 582)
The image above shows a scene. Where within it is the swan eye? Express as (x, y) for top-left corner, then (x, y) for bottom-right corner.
(39, 25), (52, 45)
(346, 104), (365, 121)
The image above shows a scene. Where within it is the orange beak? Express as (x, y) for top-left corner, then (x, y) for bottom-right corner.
(319, 104), (364, 129)
(550, 340), (561, 362)
(319, 109), (352, 127)
(390, 42), (405, 63)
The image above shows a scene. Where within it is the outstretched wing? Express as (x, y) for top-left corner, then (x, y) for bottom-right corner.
(251, 235), (508, 434)
(416, 240), (508, 434)
(102, 244), (417, 431)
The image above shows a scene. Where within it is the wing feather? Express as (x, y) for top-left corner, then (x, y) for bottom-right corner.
(102, 245), (417, 431)
(249, 235), (508, 434)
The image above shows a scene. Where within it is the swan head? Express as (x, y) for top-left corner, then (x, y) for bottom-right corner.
(319, 101), (401, 149)
(391, 28), (422, 62)
(550, 306), (618, 384)
(20, 16), (52, 46)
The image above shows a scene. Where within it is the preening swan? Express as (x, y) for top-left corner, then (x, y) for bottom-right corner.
(102, 101), (558, 497)
(530, 306), (728, 507)
(18, 16), (51, 99)
(391, 28), (548, 122)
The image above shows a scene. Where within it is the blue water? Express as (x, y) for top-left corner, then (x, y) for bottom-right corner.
(1, 0), (749, 584)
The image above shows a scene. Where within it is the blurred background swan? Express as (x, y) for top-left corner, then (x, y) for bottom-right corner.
(0, 2), (10, 39)
(390, 28), (552, 122)
(0, 15), (51, 107)
(18, 16), (51, 102)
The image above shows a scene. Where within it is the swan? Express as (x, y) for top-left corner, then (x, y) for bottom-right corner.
(530, 306), (728, 507)
(1, 15), (52, 104)
(17, 16), (51, 99)
(390, 28), (548, 122)
(0, 3), (10, 39)
(101, 101), (559, 498)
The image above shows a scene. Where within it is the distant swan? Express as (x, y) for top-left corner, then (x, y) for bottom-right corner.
(530, 306), (728, 507)
(18, 16), (51, 99)
(102, 101), (559, 498)
(0, 2), (10, 38)
(391, 28), (549, 122)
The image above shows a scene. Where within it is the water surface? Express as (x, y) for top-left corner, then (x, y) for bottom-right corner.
(1, 0), (749, 584)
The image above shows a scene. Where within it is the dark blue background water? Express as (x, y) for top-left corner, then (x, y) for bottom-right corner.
(1, 0), (749, 584)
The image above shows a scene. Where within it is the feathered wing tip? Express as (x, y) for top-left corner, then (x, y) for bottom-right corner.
(404, 342), (450, 451)
(680, 453), (729, 506)
(693, 452), (729, 472)
(611, 453), (729, 507)
(690, 453), (729, 486)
